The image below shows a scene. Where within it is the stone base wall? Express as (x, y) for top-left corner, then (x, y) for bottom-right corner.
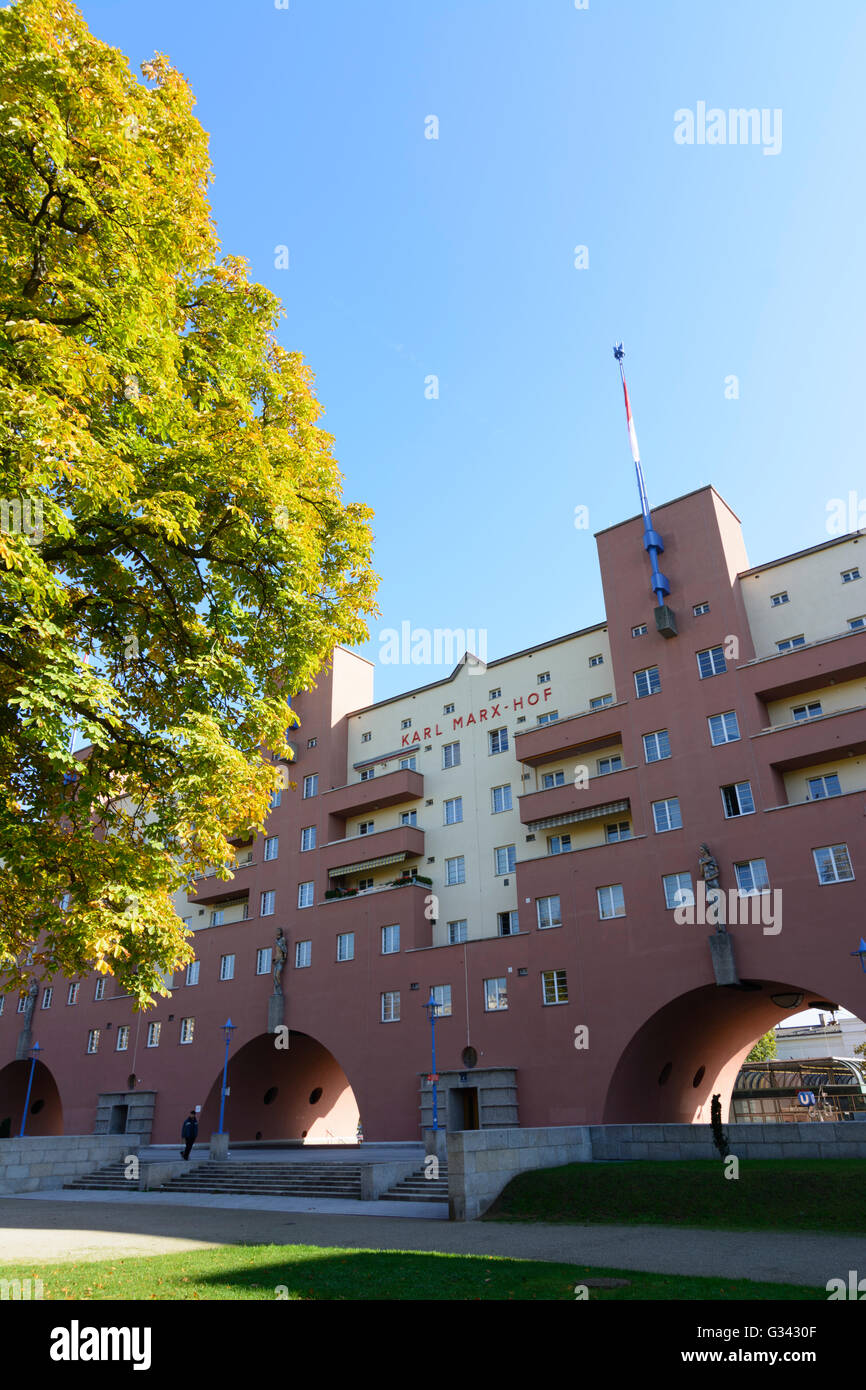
(447, 1125), (591, 1220)
(0, 1134), (141, 1194)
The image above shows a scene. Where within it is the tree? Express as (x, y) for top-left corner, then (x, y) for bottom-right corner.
(0, 0), (378, 1006)
(746, 1030), (778, 1063)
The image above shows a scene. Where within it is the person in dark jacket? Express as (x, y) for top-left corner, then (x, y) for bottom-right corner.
(180, 1111), (198, 1161)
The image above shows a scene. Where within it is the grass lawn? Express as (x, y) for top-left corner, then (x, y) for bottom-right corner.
(483, 1157), (866, 1233)
(0, 1244), (824, 1300)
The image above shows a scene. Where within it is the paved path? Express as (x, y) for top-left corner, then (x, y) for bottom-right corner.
(0, 1195), (858, 1285)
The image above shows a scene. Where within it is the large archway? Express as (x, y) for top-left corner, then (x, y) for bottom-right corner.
(199, 1031), (359, 1142)
(602, 978), (845, 1124)
(0, 1059), (63, 1137)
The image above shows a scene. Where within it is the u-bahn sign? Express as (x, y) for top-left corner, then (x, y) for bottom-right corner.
(797, 1090), (816, 1107)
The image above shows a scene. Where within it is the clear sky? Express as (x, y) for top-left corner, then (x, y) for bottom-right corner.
(78, 0), (866, 701)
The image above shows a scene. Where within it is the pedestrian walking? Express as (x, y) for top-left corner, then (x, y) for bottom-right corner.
(180, 1110), (198, 1160)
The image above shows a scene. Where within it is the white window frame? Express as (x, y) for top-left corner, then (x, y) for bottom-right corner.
(547, 833), (571, 855)
(631, 624), (647, 637)
(590, 694), (614, 709)
(663, 872), (694, 909)
(770, 591), (789, 606)
(721, 781), (755, 818)
(220, 953), (235, 981)
(431, 984), (452, 1017)
(146, 1022), (161, 1048)
(792, 701), (822, 722)
(643, 729), (670, 763)
(337, 932), (355, 962)
(807, 774), (841, 800)
(87, 1029), (100, 1054)
(494, 844), (516, 875)
(41, 986), (53, 1010)
(777, 635), (806, 652)
(708, 711), (740, 745)
(443, 741), (461, 769)
(67, 983), (79, 1005)
(381, 924), (400, 955)
(652, 797), (682, 833)
(116, 1025), (130, 1051)
(447, 919), (467, 943)
(488, 727), (509, 754)
(696, 646), (727, 679)
(302, 773), (318, 798)
(484, 977), (508, 1011)
(445, 856), (466, 886)
(542, 969), (568, 1005)
(444, 796), (463, 825)
(497, 910), (519, 936)
(264, 835), (279, 861)
(841, 568), (861, 583)
(597, 755), (623, 776)
(634, 666), (661, 698)
(186, 961), (200, 987)
(94, 977), (106, 1001)
(693, 602), (710, 616)
(295, 940), (311, 968)
(180, 1017), (195, 1044)
(301, 825), (316, 851)
(536, 895), (562, 930)
(734, 859), (770, 895)
(597, 884), (625, 919)
(298, 882), (314, 909)
(261, 890), (276, 916)
(491, 784), (512, 813)
(256, 948), (272, 975)
(541, 770), (565, 788)
(381, 990), (400, 1022)
(813, 844), (854, 884)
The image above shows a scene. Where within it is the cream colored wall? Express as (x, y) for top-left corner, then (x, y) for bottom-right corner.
(739, 537), (866, 658)
(765, 677), (866, 727)
(783, 756), (866, 804)
(346, 627), (610, 943)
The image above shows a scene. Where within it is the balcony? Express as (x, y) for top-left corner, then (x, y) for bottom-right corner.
(740, 627), (866, 702)
(189, 861), (255, 906)
(319, 823), (425, 880)
(518, 767), (635, 829)
(752, 704), (866, 774)
(323, 767), (424, 819)
(513, 703), (625, 765)
(317, 878), (433, 950)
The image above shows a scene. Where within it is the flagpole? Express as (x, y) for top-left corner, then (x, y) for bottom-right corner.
(613, 343), (673, 615)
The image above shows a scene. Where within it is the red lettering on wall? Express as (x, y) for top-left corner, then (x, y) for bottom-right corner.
(423, 727), (431, 739)
(452, 716), (463, 729)
(465, 712), (476, 725)
(528, 692), (539, 705)
(411, 730), (422, 743)
(543, 685), (552, 702)
(490, 704), (500, 719)
(479, 707), (488, 721)
(512, 696), (523, 711)
(401, 734), (411, 747)
(435, 723), (443, 736)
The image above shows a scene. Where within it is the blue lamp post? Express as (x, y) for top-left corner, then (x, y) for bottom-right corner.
(851, 939), (866, 974)
(423, 991), (440, 1135)
(217, 1018), (236, 1135)
(19, 1041), (42, 1138)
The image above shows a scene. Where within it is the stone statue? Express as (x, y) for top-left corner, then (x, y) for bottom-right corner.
(698, 843), (720, 891)
(273, 928), (288, 994)
(22, 978), (38, 1029)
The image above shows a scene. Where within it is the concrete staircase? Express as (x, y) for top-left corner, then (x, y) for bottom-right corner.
(151, 1161), (365, 1199)
(379, 1164), (449, 1204)
(65, 1161), (136, 1192)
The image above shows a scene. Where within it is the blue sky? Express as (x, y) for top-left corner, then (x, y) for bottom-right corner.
(80, 0), (866, 701)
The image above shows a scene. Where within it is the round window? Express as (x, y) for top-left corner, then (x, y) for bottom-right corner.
(263, 1087), (278, 1106)
(309, 1087), (323, 1105)
(461, 1046), (478, 1069)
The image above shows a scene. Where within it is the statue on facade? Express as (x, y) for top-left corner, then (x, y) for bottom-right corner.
(698, 843), (720, 894)
(273, 929), (288, 994)
(22, 978), (38, 1029)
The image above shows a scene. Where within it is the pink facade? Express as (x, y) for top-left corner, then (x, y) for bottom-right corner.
(1, 487), (864, 1143)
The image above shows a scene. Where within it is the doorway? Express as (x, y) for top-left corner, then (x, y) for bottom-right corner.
(108, 1104), (128, 1135)
(449, 1086), (479, 1131)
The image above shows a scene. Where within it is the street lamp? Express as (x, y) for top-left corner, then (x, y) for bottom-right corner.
(217, 1018), (236, 1135)
(851, 938), (866, 974)
(422, 991), (440, 1136)
(19, 1041), (42, 1138)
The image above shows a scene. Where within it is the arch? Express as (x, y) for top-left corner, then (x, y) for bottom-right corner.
(0, 1059), (63, 1136)
(602, 978), (842, 1124)
(198, 1031), (359, 1142)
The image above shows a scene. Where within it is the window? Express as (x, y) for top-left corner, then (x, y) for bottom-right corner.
(771, 591), (789, 606)
(307, 737), (318, 748)
(94, 977), (105, 1001)
(489, 727), (509, 754)
(842, 568), (861, 583)
(444, 703), (455, 715)
(381, 990), (400, 1022)
(67, 983), (79, 1005)
(541, 770), (565, 788)
(849, 616), (866, 631)
(298, 882), (314, 908)
(261, 890), (276, 915)
(777, 635), (805, 652)
(491, 784), (512, 813)
(597, 755), (623, 775)
(264, 835), (279, 861)
(17, 993), (28, 1012)
(589, 654), (604, 667)
(590, 694), (614, 709)
(537, 895), (562, 930)
(295, 940), (311, 968)
(693, 601), (710, 616)
(361, 731), (372, 743)
(399, 755), (417, 770)
(443, 741), (461, 769)
(631, 624), (647, 637)
(431, 984), (452, 1017)
(303, 774), (318, 798)
(652, 797), (682, 833)
(41, 986), (53, 1009)
(643, 729), (671, 763)
(359, 820), (375, 835)
(497, 910), (519, 936)
(301, 825), (316, 851)
(87, 1030), (100, 1054)
(360, 768), (375, 781)
(211, 908), (225, 927)
(697, 646), (727, 678)
(180, 1017), (195, 1044)
(542, 969), (568, 1005)
(813, 844), (854, 884)
(494, 845), (516, 875)
(536, 710), (559, 726)
(663, 872), (694, 909)
(484, 977), (508, 1011)
(445, 856), (466, 885)
(220, 953), (235, 981)
(357, 877), (373, 891)
(808, 774), (841, 799)
(186, 961), (200, 986)
(116, 1025), (130, 1051)
(537, 672), (551, 684)
(448, 919), (467, 944)
(444, 796), (463, 825)
(489, 687), (501, 700)
(337, 932), (354, 962)
(270, 789), (282, 809)
(400, 809), (418, 826)
(146, 1022), (161, 1048)
(792, 701), (822, 721)
(400, 719), (412, 730)
(256, 948), (272, 975)
(635, 666), (661, 698)
(721, 781), (755, 818)
(547, 834), (571, 855)
(597, 884), (625, 919)
(734, 859), (770, 895)
(381, 924), (400, 955)
(708, 711), (740, 745)
(0, 996), (4, 1016)
(605, 821), (631, 842)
